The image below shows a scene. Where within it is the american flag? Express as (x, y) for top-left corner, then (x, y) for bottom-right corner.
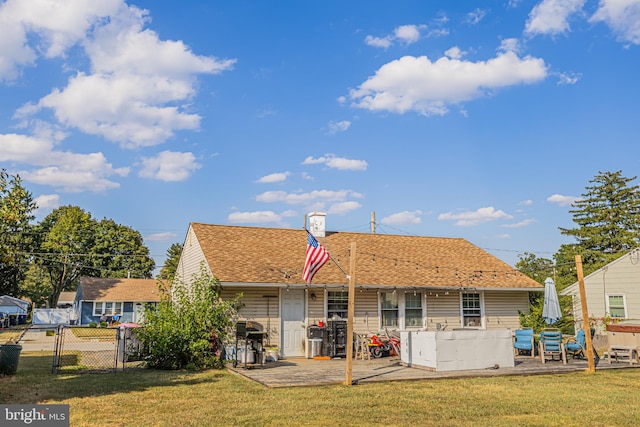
(302, 230), (330, 284)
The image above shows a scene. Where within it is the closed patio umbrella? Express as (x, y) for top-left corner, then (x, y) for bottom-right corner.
(542, 277), (562, 324)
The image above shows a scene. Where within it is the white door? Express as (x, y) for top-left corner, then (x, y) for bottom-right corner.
(282, 290), (305, 357)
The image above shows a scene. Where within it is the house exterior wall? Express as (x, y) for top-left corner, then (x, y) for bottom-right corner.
(563, 252), (640, 329)
(175, 225), (207, 285)
(426, 291), (460, 330)
(224, 286), (529, 351)
(221, 286), (281, 347)
(484, 291), (529, 330)
(79, 300), (150, 325)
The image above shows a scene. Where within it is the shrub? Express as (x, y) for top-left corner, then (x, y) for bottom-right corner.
(136, 263), (241, 370)
(88, 322), (97, 328)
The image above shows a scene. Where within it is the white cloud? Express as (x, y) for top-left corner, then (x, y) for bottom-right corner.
(444, 46), (466, 60)
(364, 35), (393, 49)
(144, 232), (178, 242)
(547, 193), (580, 206)
(438, 207), (513, 226)
(499, 38), (522, 54)
(0, 132), (129, 192)
(139, 150), (201, 182)
(0, 0), (123, 81)
(256, 189), (360, 205)
(556, 71), (581, 85)
(302, 154), (368, 171)
(348, 49), (547, 116)
(525, 0), (586, 36)
(465, 9), (487, 25)
(381, 210), (423, 225)
(394, 25), (424, 44)
(519, 199), (534, 206)
(227, 210), (297, 224)
(590, 0), (640, 45)
(501, 218), (537, 228)
(34, 193), (60, 210)
(327, 201), (361, 215)
(7, 0), (235, 149)
(365, 24), (425, 49)
(256, 172), (290, 184)
(326, 120), (351, 134)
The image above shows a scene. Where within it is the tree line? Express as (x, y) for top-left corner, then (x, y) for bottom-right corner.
(0, 169), (157, 307)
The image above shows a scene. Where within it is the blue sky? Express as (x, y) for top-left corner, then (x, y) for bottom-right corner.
(1, 0), (639, 273)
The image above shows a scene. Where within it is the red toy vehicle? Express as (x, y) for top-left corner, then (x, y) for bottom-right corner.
(367, 333), (400, 358)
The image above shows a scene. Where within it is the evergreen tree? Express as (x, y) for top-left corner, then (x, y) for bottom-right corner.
(558, 170), (640, 273)
(158, 243), (183, 282)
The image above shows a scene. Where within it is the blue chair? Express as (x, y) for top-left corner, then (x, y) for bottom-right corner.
(538, 328), (566, 364)
(513, 328), (535, 358)
(565, 329), (586, 359)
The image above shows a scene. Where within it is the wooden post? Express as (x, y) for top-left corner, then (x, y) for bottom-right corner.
(345, 242), (357, 385)
(575, 255), (596, 372)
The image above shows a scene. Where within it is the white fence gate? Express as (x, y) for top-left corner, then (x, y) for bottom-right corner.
(33, 308), (73, 325)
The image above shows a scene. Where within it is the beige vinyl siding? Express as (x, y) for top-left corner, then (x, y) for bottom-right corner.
(563, 252), (640, 325)
(354, 290), (379, 335)
(175, 226), (207, 285)
(221, 287), (280, 346)
(308, 288), (325, 325)
(426, 291), (460, 330)
(484, 291), (529, 330)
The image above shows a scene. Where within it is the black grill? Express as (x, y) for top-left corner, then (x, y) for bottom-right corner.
(233, 321), (268, 369)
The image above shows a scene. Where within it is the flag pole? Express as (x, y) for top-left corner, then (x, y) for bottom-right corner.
(345, 242), (356, 386)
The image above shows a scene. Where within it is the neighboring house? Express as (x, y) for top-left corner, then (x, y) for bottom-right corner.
(175, 214), (543, 358)
(560, 248), (640, 333)
(75, 277), (165, 325)
(0, 295), (30, 315)
(57, 292), (76, 308)
(0, 295), (30, 325)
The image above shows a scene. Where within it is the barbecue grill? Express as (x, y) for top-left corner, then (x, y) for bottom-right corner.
(233, 320), (268, 369)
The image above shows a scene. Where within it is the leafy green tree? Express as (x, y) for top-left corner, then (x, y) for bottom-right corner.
(136, 263), (241, 370)
(559, 170), (640, 273)
(33, 206), (155, 306)
(157, 243), (182, 282)
(0, 169), (36, 296)
(33, 205), (94, 306)
(90, 218), (155, 279)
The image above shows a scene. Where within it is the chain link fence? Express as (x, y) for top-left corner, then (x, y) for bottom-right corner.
(52, 325), (144, 373)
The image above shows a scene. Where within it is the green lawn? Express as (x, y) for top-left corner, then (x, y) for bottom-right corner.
(2, 351), (640, 426)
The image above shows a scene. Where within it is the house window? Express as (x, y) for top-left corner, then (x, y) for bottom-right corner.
(381, 292), (398, 328)
(405, 292), (423, 328)
(607, 295), (626, 318)
(93, 301), (123, 316)
(327, 291), (348, 319)
(462, 293), (481, 327)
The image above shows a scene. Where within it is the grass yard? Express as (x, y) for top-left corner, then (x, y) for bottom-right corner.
(1, 351), (640, 426)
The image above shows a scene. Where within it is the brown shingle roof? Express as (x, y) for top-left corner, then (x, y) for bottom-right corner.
(79, 277), (166, 302)
(191, 223), (542, 290)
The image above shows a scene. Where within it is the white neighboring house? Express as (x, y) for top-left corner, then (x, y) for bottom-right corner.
(0, 295), (30, 326)
(560, 248), (640, 334)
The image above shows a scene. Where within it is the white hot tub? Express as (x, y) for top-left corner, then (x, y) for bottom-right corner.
(400, 329), (515, 371)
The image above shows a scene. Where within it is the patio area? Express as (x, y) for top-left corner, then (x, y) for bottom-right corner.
(227, 354), (640, 388)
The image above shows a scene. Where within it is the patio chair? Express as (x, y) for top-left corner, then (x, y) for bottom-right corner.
(538, 328), (566, 364)
(513, 328), (535, 358)
(565, 329), (586, 359)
